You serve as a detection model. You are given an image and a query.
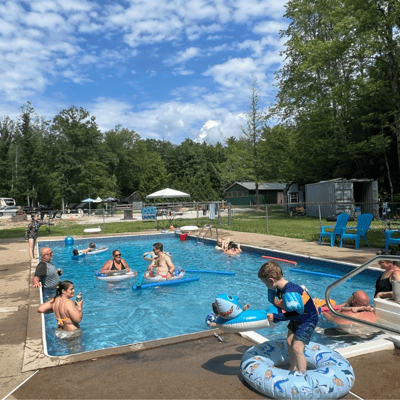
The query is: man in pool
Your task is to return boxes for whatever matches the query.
[32,247,63,291]
[147,242,175,279]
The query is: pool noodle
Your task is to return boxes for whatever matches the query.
[262,255,297,265]
[289,268,350,280]
[136,273,144,288]
[185,269,235,275]
[132,276,200,290]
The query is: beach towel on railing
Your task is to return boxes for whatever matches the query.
[209,204,216,220]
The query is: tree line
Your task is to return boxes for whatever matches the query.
[2,0,400,207]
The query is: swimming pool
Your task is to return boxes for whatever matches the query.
[39,234,383,356]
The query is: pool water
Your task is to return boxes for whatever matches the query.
[40,234,382,356]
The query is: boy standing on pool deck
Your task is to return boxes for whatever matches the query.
[258,261,319,374]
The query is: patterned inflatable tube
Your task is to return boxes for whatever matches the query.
[95,269,137,282]
[240,340,355,399]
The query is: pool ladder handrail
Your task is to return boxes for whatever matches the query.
[325,254,400,335]
[197,224,218,243]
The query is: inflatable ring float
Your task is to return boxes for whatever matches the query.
[86,246,109,255]
[84,227,101,233]
[214,294,278,332]
[95,269,137,283]
[143,266,185,282]
[240,340,355,399]
[142,251,172,262]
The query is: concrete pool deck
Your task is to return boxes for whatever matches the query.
[1,229,400,399]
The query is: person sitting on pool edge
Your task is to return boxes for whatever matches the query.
[375,259,400,299]
[100,249,131,274]
[224,241,242,255]
[147,242,175,279]
[215,237,230,251]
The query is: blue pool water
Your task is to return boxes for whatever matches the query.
[40,234,382,356]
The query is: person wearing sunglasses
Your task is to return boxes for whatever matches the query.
[32,247,63,290]
[100,249,131,274]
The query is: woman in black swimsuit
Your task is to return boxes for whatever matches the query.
[100,249,131,273]
[375,260,400,298]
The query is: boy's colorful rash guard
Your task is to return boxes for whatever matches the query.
[268,282,319,324]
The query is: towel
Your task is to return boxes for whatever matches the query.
[209,204,216,220]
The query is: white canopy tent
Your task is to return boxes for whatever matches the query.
[146,188,190,199]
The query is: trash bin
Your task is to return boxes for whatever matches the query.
[124,210,133,220]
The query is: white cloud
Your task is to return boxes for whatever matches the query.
[164,47,200,66]
[253,20,288,35]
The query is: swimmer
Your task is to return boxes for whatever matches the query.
[322,290,378,330]
[215,237,230,251]
[147,242,175,279]
[72,243,97,256]
[100,249,131,274]
[37,280,83,333]
[224,241,242,255]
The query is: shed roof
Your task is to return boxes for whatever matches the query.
[225,182,286,192]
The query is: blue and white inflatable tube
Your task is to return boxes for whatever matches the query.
[240,340,355,399]
[95,269,137,283]
[143,265,184,282]
[86,246,109,255]
[143,251,172,262]
[214,293,277,333]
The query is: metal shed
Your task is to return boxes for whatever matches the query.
[305,178,379,219]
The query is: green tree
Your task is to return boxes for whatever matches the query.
[241,79,266,208]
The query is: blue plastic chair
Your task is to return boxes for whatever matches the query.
[340,213,373,250]
[319,213,350,246]
[385,230,400,252]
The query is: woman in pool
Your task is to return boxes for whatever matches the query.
[101,249,131,273]
[375,259,400,299]
[37,280,83,333]
[224,241,242,255]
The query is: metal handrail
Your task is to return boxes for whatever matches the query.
[325,255,400,335]
[197,224,216,243]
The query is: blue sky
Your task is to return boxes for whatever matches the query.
[0,0,289,144]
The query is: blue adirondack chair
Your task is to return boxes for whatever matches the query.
[340,213,373,250]
[385,230,400,252]
[319,213,350,246]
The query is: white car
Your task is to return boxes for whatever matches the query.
[0,206,22,217]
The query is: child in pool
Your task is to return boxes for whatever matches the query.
[258,261,319,374]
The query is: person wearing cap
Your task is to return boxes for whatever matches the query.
[375,260,400,299]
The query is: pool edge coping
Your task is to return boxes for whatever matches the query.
[24,232,395,372]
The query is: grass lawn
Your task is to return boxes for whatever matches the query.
[0,205,390,251]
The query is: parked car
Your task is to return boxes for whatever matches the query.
[0,206,22,217]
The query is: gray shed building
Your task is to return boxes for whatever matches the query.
[305,178,379,219]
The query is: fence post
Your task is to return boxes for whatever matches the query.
[196,202,199,224]
[228,202,232,227]
[217,201,221,225]
[318,203,322,229]
[266,204,269,234]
